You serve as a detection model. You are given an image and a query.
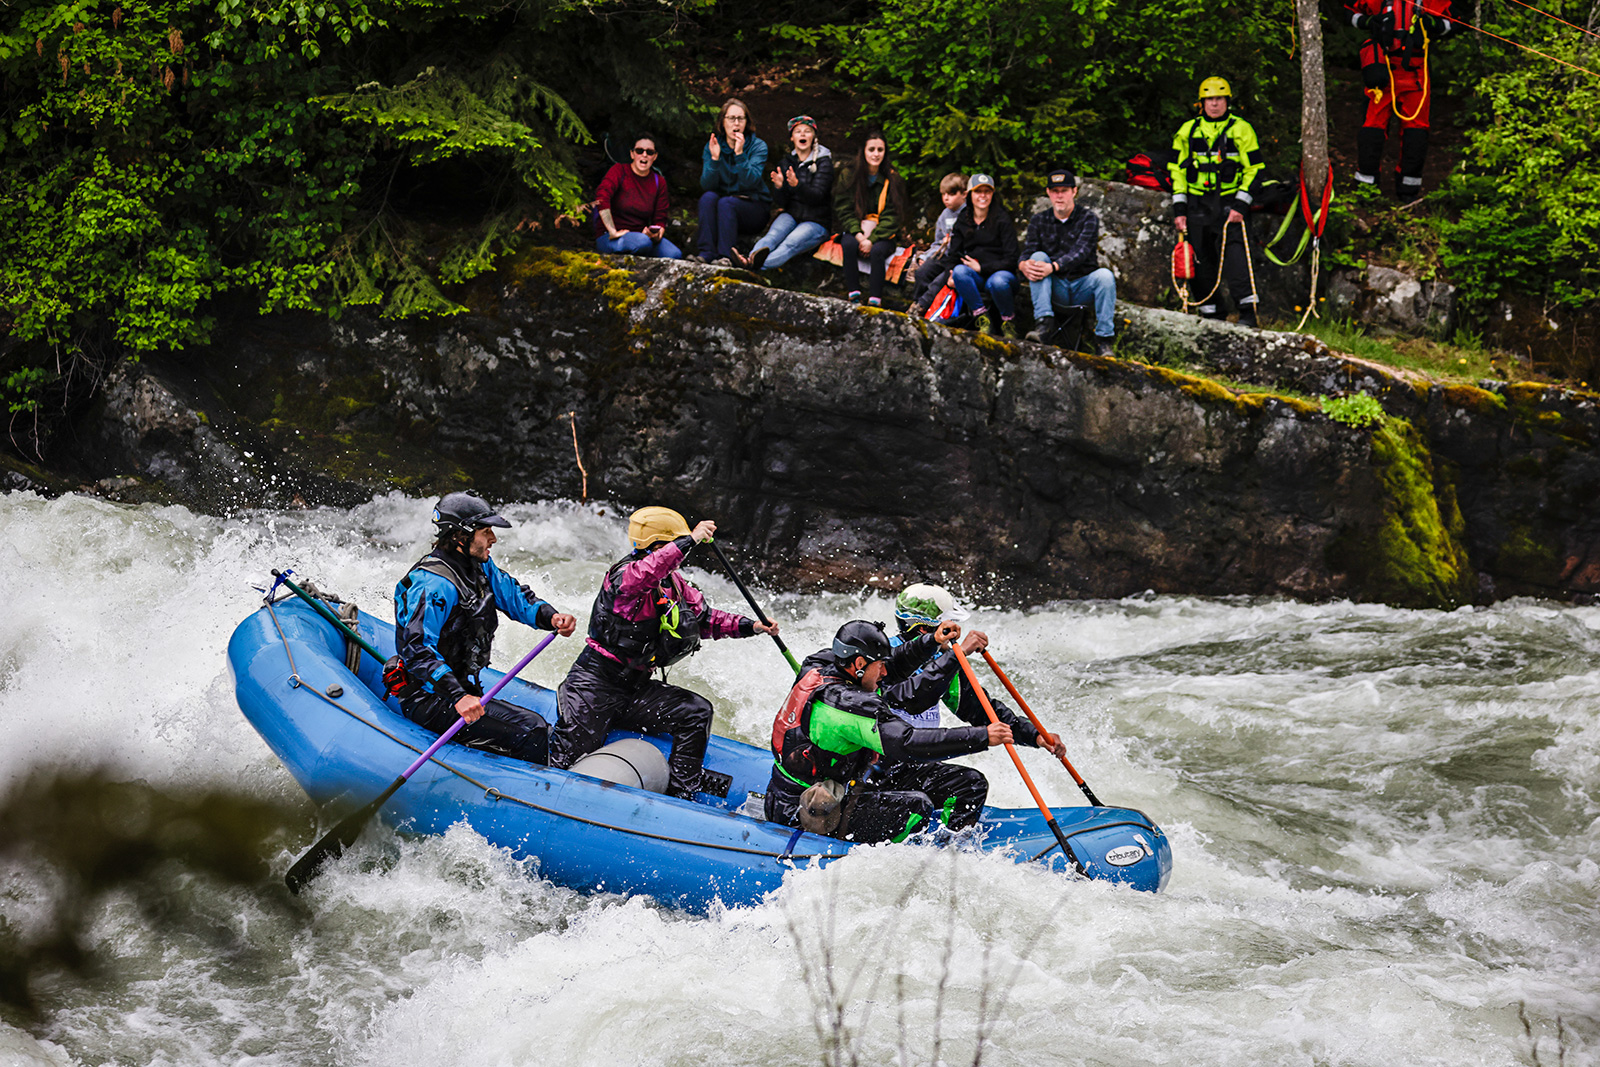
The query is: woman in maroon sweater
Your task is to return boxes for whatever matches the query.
[594,134,682,259]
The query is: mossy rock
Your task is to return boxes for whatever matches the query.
[1334,416,1476,608]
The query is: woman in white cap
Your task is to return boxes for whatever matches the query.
[944,174,1021,338]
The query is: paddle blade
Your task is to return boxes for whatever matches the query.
[284,795,384,894]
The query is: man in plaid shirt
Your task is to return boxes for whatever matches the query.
[1019,168,1117,356]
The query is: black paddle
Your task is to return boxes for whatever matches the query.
[707,540,800,675]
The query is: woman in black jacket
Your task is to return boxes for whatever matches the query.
[945,174,1020,338]
[735,115,834,270]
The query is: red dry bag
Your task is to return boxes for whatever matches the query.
[1172,238,1197,281]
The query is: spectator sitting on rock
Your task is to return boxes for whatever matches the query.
[593,133,682,261]
[911,172,967,313]
[1019,167,1117,357]
[733,115,833,271]
[945,174,1021,338]
[832,131,911,307]
[697,98,771,266]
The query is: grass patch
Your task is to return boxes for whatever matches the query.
[1281,315,1511,383]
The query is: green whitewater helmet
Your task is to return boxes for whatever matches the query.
[893,583,970,633]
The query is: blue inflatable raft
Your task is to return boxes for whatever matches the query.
[228,596,1171,909]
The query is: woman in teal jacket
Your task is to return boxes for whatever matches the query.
[696,97,771,265]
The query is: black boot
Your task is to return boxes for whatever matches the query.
[1398,128,1428,202]
[1026,315,1056,342]
[1355,127,1387,187]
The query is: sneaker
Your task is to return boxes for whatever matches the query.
[749,247,770,270]
[1026,315,1056,342]
[848,290,864,304]
[1094,335,1115,358]
[867,296,882,307]
[1000,319,1020,340]
[974,311,995,335]
[1240,305,1261,329]
[711,257,732,267]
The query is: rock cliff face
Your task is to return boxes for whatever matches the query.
[53,249,1600,608]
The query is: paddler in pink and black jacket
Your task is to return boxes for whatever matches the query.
[549,506,779,799]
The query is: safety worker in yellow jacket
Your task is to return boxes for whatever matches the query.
[1168,76,1265,328]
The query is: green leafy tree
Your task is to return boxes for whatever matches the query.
[0,0,698,433]
[790,0,1299,197]
[1440,34,1600,309]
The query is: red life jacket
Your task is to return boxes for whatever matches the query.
[771,667,827,756]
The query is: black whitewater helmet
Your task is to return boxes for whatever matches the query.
[832,620,892,673]
[432,492,511,537]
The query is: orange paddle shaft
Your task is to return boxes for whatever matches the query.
[980,649,1102,807]
[952,646,1085,875]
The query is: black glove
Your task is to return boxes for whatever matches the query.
[1420,12,1448,34]
[1353,11,1393,33]
[1362,61,1388,89]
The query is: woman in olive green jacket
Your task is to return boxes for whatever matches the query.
[832,131,911,306]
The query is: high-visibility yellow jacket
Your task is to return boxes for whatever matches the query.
[1169,112,1264,218]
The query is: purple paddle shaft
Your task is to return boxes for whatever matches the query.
[395,630,558,781]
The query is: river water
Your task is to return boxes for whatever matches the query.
[0,490,1595,1066]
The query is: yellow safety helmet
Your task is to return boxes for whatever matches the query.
[627,506,691,551]
[1197,76,1232,102]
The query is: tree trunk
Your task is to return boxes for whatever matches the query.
[1299,0,1330,206]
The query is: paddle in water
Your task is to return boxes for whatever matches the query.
[284,631,558,893]
[980,649,1103,807]
[952,646,1087,877]
[707,540,801,675]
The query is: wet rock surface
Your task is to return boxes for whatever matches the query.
[42,249,1600,607]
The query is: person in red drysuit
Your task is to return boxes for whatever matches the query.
[1346,0,1457,201]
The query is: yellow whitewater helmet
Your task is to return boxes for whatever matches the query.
[628,506,691,551]
[1197,76,1232,102]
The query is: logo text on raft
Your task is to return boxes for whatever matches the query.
[1104,845,1147,867]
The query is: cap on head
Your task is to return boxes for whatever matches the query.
[1198,76,1232,101]
[1046,168,1078,190]
[628,506,691,552]
[966,173,996,193]
[433,492,511,536]
[787,114,818,132]
[832,620,892,666]
[894,583,970,631]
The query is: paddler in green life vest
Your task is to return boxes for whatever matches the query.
[765,620,1013,842]
[883,583,1065,760]
[1169,76,1266,327]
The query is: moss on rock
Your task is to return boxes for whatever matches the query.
[1358,417,1476,607]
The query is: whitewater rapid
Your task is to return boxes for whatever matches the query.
[0,490,1595,1066]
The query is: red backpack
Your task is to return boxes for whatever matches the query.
[1124,149,1178,192]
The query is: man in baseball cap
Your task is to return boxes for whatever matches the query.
[1019,166,1118,356]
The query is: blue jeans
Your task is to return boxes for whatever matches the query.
[697,192,770,259]
[595,231,683,260]
[1027,253,1116,337]
[950,265,1017,319]
[750,214,827,268]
